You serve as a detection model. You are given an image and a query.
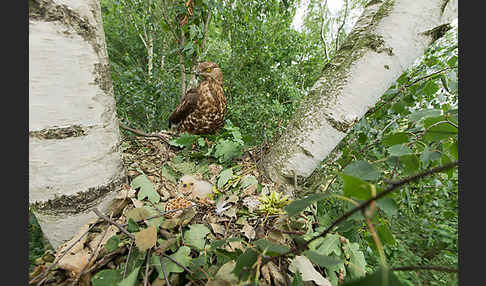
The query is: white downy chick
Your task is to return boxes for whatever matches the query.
[179,175,213,199]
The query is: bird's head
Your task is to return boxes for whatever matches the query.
[195,62,223,83]
[179,175,197,194]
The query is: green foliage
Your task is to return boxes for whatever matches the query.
[85,2,459,286]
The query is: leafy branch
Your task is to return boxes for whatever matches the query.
[272,161,458,261]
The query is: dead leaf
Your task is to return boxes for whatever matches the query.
[135,226,157,251]
[210,223,226,235]
[126,207,151,221]
[222,206,237,218]
[289,256,332,286]
[241,223,256,240]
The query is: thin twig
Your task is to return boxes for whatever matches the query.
[144,249,151,286]
[319,0,330,61]
[119,121,171,144]
[30,222,99,285]
[335,0,348,53]
[123,240,135,279]
[93,208,135,240]
[162,254,193,274]
[77,212,115,281]
[391,265,458,273]
[404,66,455,88]
[121,205,196,228]
[269,161,458,261]
[162,258,171,286]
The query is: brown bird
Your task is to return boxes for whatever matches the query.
[168,62,226,135]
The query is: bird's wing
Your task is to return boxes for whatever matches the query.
[168,88,199,125]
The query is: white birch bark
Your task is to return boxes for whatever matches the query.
[29,0,125,248]
[261,0,458,195]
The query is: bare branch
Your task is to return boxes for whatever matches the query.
[93,208,135,241]
[391,265,458,273]
[335,0,349,53]
[319,0,330,61]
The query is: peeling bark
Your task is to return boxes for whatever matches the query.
[261,0,458,196]
[29,0,125,248]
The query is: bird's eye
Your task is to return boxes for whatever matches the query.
[206,68,211,72]
[190,182,194,186]
[183,184,187,187]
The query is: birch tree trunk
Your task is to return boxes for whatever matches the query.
[29,0,125,248]
[261,0,458,195]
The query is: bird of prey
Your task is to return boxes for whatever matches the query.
[168,62,226,135]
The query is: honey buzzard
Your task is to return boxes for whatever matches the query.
[168,62,226,135]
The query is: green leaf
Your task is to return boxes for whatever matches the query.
[343,161,380,181]
[408,109,441,122]
[214,139,243,163]
[117,266,141,286]
[240,175,258,189]
[422,80,439,97]
[127,218,140,233]
[169,133,198,149]
[382,133,410,147]
[388,144,413,157]
[105,235,120,252]
[284,193,328,217]
[232,248,258,280]
[340,174,374,200]
[290,271,304,286]
[184,224,210,250]
[376,197,398,217]
[342,243,367,279]
[376,224,396,246]
[217,168,233,189]
[254,239,291,256]
[309,234,342,256]
[342,268,403,286]
[161,246,192,274]
[131,174,160,203]
[303,250,342,268]
[91,269,123,286]
[420,147,441,166]
[161,165,177,184]
[399,154,419,176]
[449,141,458,160]
[173,161,196,175]
[424,122,457,142]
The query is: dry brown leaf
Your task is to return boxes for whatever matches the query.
[126,207,151,221]
[210,223,226,235]
[135,226,157,251]
[241,223,256,240]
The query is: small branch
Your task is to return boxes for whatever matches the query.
[319,0,330,61]
[123,240,135,279]
[119,121,171,144]
[162,258,171,286]
[144,249,151,286]
[335,0,348,53]
[121,205,196,228]
[77,212,115,280]
[404,66,455,88]
[93,208,135,241]
[162,254,193,274]
[30,222,99,285]
[269,161,458,261]
[391,265,458,273]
